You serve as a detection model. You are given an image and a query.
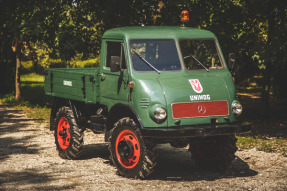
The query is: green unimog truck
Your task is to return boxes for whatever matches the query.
[44,24,250,178]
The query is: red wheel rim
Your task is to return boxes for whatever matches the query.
[115,130,140,169]
[57,117,71,150]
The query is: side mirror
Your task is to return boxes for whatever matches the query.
[110,56,121,72]
[228,53,235,71]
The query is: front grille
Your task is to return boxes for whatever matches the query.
[172,101,229,119]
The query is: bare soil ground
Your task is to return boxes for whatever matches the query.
[1,105,287,191]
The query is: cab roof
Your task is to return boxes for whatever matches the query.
[102,26,217,40]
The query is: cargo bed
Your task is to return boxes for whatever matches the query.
[44,68,100,103]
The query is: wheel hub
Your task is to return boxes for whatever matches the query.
[59,128,67,138]
[118,139,134,160]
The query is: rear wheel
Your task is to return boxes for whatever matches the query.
[109,117,157,179]
[189,135,237,171]
[54,106,84,159]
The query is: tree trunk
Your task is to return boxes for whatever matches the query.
[15,50,21,102]
[12,40,22,103]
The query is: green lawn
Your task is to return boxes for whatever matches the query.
[0,73,51,124]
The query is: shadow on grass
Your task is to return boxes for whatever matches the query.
[0,105,44,124]
[21,81,45,85]
[21,85,52,107]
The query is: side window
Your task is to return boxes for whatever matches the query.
[106,41,126,69]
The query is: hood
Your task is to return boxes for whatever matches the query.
[157,73,232,126]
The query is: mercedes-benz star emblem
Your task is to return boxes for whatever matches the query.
[198,105,206,115]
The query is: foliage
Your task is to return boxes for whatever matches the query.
[0,73,51,123]
[71,57,100,68]
[22,57,100,73]
[159,0,287,114]
[1,0,286,113]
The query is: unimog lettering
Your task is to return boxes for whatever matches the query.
[190,94,211,101]
[63,80,72,86]
[44,12,250,179]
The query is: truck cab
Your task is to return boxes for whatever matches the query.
[100,26,247,136]
[45,26,250,179]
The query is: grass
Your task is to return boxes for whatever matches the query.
[237,136,287,157]
[0,73,51,124]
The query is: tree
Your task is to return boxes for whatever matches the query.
[239,0,287,113]
[0,0,61,97]
[11,40,23,102]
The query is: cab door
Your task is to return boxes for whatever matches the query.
[100,40,129,103]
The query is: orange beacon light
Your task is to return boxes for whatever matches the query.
[181,10,189,27]
[181,10,189,22]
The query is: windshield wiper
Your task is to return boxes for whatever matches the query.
[132,50,160,74]
[184,54,209,72]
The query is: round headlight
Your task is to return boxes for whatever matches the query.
[154,108,167,120]
[232,101,242,116]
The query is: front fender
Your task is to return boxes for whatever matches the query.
[107,103,144,132]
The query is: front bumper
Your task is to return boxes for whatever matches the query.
[141,122,251,138]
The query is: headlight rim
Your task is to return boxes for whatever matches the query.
[149,104,167,123]
[154,107,167,121]
[232,101,243,116]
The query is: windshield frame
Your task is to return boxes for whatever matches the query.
[129,39,183,73]
[178,38,225,71]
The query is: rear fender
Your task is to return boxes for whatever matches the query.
[50,98,87,130]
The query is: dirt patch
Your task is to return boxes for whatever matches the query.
[1,105,287,190]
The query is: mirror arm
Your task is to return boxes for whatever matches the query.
[228,53,235,73]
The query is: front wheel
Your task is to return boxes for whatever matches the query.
[109,117,157,179]
[189,135,238,171]
[54,106,84,159]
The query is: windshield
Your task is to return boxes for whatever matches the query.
[179,39,223,70]
[130,40,182,72]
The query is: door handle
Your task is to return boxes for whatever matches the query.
[98,73,105,81]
